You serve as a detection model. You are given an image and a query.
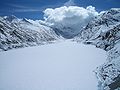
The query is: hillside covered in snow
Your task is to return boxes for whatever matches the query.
[75,8,120,90]
[0,15,59,51]
[0,6,120,90]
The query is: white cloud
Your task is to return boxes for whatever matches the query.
[64,0,75,6]
[8,4,43,12]
[43,6,99,37]
[14,9,41,12]
[8,4,60,13]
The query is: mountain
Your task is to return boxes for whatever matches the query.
[0,15,59,51]
[0,8,120,90]
[74,8,120,90]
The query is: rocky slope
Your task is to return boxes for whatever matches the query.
[0,15,59,51]
[74,8,120,90]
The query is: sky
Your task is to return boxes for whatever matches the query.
[0,0,120,20]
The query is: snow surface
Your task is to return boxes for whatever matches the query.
[0,40,107,90]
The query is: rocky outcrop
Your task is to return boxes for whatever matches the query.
[0,16,59,51]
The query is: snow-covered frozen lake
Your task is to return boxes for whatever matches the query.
[0,40,107,90]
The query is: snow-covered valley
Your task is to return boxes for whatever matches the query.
[0,40,107,90]
[0,7,120,90]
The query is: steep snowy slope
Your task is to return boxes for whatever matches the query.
[74,8,120,90]
[0,15,59,51]
[75,8,120,43]
[0,40,106,90]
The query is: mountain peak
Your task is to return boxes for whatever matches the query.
[3,15,17,22]
[22,18,31,24]
[106,8,120,15]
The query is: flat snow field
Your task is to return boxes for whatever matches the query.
[0,40,107,90]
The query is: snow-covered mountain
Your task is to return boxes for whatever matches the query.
[74,8,120,90]
[0,15,59,51]
[0,8,120,90]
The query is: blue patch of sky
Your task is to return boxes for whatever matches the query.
[0,0,120,20]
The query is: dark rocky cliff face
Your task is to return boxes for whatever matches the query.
[74,8,120,90]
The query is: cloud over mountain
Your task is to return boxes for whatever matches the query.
[64,0,75,6]
[43,6,99,37]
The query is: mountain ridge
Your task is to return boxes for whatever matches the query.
[74,8,120,90]
[0,16,60,51]
[0,8,120,90]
